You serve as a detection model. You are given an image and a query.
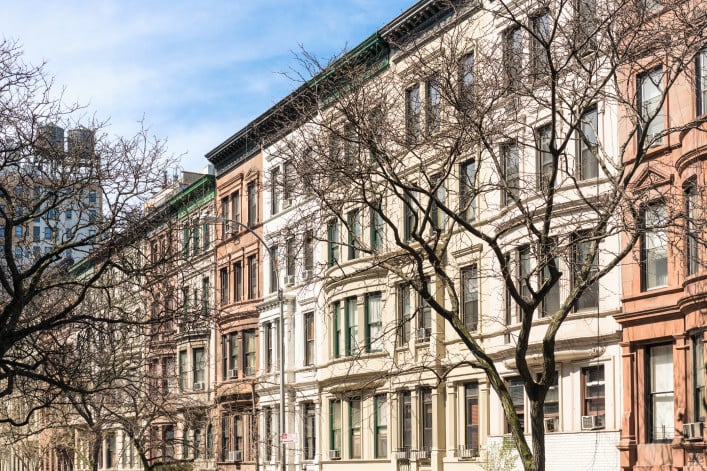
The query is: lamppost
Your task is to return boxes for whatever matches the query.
[201,214,287,471]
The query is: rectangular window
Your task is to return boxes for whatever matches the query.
[264,322,272,372]
[304,402,316,460]
[374,394,388,458]
[536,124,553,191]
[201,278,209,315]
[430,174,446,232]
[574,0,597,53]
[202,223,209,251]
[366,292,382,352]
[518,246,531,318]
[88,190,97,204]
[230,332,239,376]
[194,429,201,459]
[541,254,561,317]
[270,246,279,293]
[686,182,700,276]
[332,301,341,358]
[421,388,433,451]
[221,197,230,236]
[192,227,200,256]
[506,377,525,433]
[638,67,664,146]
[247,181,257,228]
[578,106,599,180]
[286,238,296,278]
[459,52,474,107]
[531,12,551,76]
[304,231,314,273]
[399,391,412,449]
[582,365,605,416]
[398,285,411,345]
[418,280,433,338]
[179,350,187,391]
[403,191,418,241]
[406,84,421,141]
[574,235,599,310]
[264,407,272,461]
[502,142,520,206]
[44,227,51,239]
[219,267,229,305]
[221,335,228,380]
[694,336,705,421]
[330,400,342,452]
[426,77,441,133]
[283,161,294,204]
[304,312,315,366]
[15,226,22,239]
[371,207,384,251]
[193,348,204,386]
[462,265,479,331]
[544,374,559,432]
[220,415,230,461]
[66,209,72,219]
[344,123,359,164]
[247,255,258,299]
[648,344,674,442]
[243,330,256,376]
[504,26,522,90]
[347,209,361,260]
[327,219,339,268]
[460,160,476,222]
[234,416,244,453]
[642,202,668,290]
[271,166,281,215]
[698,48,707,116]
[234,261,243,301]
[464,383,479,453]
[232,191,241,227]
[345,296,358,356]
[33,226,40,242]
[183,227,190,259]
[349,397,361,459]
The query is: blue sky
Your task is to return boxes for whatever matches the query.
[2,1,413,172]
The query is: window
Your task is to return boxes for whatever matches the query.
[271,166,281,215]
[544,374,559,432]
[247,255,258,299]
[243,330,256,376]
[686,182,700,276]
[231,191,241,227]
[418,281,433,340]
[648,344,674,442]
[344,123,359,164]
[264,407,272,461]
[638,67,664,146]
[220,197,230,236]
[183,227,190,259]
[541,244,561,317]
[234,261,243,302]
[33,226,40,242]
[693,336,706,422]
[403,191,418,240]
[162,356,175,395]
[201,278,209,315]
[327,219,339,267]
[421,388,433,451]
[192,228,200,256]
[202,223,209,251]
[219,268,229,305]
[698,48,707,116]
[330,400,342,452]
[459,52,474,107]
[247,181,257,228]
[406,85,421,141]
[461,265,479,331]
[374,394,388,458]
[349,397,361,459]
[574,234,599,310]
[283,161,294,205]
[506,377,525,433]
[164,425,175,459]
[193,348,204,386]
[642,202,668,290]
[345,296,358,356]
[88,190,97,204]
[194,429,201,459]
[430,174,446,232]
[531,12,551,76]
[371,207,384,251]
[179,350,187,391]
[303,402,317,460]
[574,0,597,52]
[220,415,230,461]
[536,124,553,191]
[518,246,532,317]
[502,142,520,206]
[398,285,412,345]
[304,312,315,366]
[460,160,476,222]
[66,209,72,219]
[464,383,479,453]
[399,391,412,450]
[89,209,97,222]
[206,424,213,459]
[332,301,341,358]
[504,26,523,90]
[270,246,279,293]
[426,77,441,133]
[234,415,244,453]
[286,238,296,278]
[15,226,22,238]
[366,292,382,352]
[347,209,361,260]
[264,322,273,372]
[578,106,599,180]
[223,332,238,379]
[582,365,605,417]
[44,227,51,239]
[303,231,314,273]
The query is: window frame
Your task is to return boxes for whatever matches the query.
[303,402,317,460]
[304,311,315,366]
[405,84,421,142]
[581,364,606,417]
[578,105,599,180]
[504,26,523,90]
[374,394,388,458]
[461,264,479,331]
[460,159,476,222]
[330,399,342,452]
[697,48,707,116]
[637,66,664,147]
[646,343,675,443]
[685,181,700,276]
[536,124,553,191]
[365,292,383,352]
[641,201,668,291]
[426,76,442,133]
[501,141,520,206]
[349,397,362,459]
[464,382,479,453]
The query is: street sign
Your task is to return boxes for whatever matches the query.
[280,432,298,444]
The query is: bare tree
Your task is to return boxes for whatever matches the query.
[273,1,707,470]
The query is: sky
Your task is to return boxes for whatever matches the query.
[2,0,413,173]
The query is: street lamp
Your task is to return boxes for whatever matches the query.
[200,214,287,471]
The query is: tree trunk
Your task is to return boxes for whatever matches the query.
[529,399,546,471]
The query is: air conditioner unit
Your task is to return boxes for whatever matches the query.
[227,450,242,462]
[416,327,431,342]
[544,416,559,433]
[683,422,704,441]
[581,414,605,431]
[192,382,205,391]
[227,369,238,379]
[285,275,296,286]
[328,449,341,460]
[458,445,477,459]
[302,270,312,281]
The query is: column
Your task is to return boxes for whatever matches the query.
[445,382,457,459]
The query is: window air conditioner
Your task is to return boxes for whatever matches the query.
[683,422,704,441]
[416,327,431,342]
[228,450,242,462]
[328,449,341,460]
[285,275,296,287]
[192,382,205,391]
[227,369,238,379]
[581,414,605,431]
[544,416,559,433]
